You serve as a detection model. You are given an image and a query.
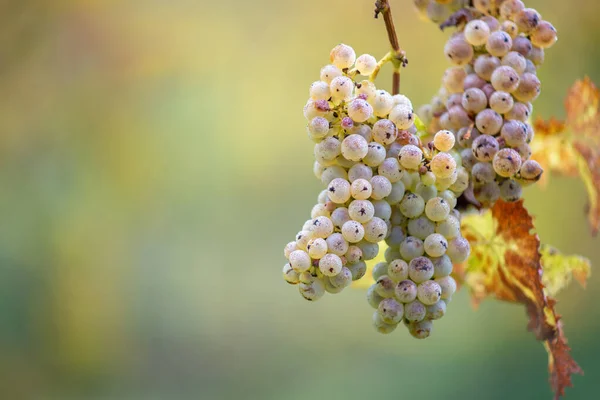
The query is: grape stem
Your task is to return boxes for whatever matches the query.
[374,0,407,95]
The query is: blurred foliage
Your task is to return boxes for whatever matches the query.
[0,0,600,399]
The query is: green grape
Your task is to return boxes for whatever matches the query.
[326,233,349,256]
[386,181,407,205]
[386,225,406,247]
[350,179,373,200]
[395,280,418,303]
[372,262,389,281]
[367,284,385,309]
[493,148,522,178]
[462,87,488,114]
[323,277,344,293]
[472,162,496,186]
[421,171,437,187]
[424,233,448,257]
[373,311,398,334]
[408,256,435,283]
[491,66,520,93]
[465,19,491,46]
[348,98,374,123]
[388,259,409,282]
[408,216,436,240]
[330,267,353,288]
[378,158,403,183]
[284,241,298,259]
[348,163,373,182]
[327,178,352,204]
[371,90,395,117]
[319,253,343,277]
[417,280,443,305]
[474,54,500,81]
[299,280,325,301]
[398,144,423,170]
[400,236,425,261]
[432,254,453,278]
[348,260,367,281]
[514,8,541,34]
[502,51,527,75]
[375,275,396,298]
[309,82,331,101]
[378,298,405,324]
[363,217,388,243]
[489,91,515,114]
[372,119,398,145]
[513,72,541,102]
[500,179,523,202]
[384,246,402,262]
[474,181,501,206]
[531,21,557,49]
[476,109,504,135]
[399,193,426,218]
[371,175,393,200]
[447,237,471,263]
[472,135,500,162]
[357,241,379,260]
[426,300,447,320]
[435,276,457,299]
[415,182,438,202]
[407,319,433,339]
[404,300,427,322]
[283,263,300,285]
[444,36,474,66]
[372,200,392,221]
[519,159,543,181]
[501,120,528,147]
[289,249,312,273]
[425,197,451,222]
[307,238,328,259]
[486,31,513,58]
[436,215,461,239]
[430,153,457,179]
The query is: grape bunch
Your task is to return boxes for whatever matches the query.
[416,0,552,206]
[282,43,472,339]
[367,131,470,338]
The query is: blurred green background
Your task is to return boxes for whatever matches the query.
[0,0,599,399]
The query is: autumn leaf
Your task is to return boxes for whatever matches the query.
[460,200,582,399]
[540,245,591,297]
[532,77,600,235]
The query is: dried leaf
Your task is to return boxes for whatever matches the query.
[541,244,591,297]
[546,321,584,400]
[531,77,600,235]
[461,200,582,398]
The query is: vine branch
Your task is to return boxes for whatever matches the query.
[374,0,407,95]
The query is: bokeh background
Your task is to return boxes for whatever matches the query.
[1,0,599,399]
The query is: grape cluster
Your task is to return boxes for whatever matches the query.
[282,43,472,339]
[416,0,551,205]
[367,131,470,338]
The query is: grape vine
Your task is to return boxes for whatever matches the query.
[281,1,594,398]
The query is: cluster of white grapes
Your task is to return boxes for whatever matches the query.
[367,130,470,338]
[416,0,552,206]
[282,43,471,339]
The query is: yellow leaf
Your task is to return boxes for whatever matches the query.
[541,245,591,297]
[459,201,582,398]
[532,77,600,235]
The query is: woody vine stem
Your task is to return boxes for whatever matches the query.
[374,0,407,95]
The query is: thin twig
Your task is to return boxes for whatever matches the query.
[374,0,406,95]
